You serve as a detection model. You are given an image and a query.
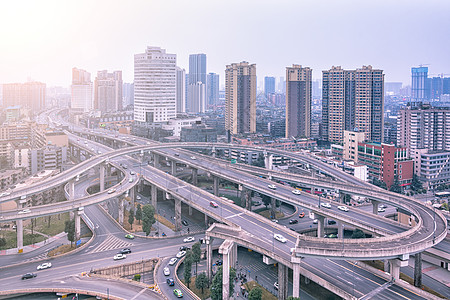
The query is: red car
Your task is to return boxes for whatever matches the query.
[210,201,218,208]
[299,212,305,218]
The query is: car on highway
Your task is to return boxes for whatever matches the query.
[107,188,116,194]
[169,258,178,265]
[320,202,331,209]
[291,189,301,195]
[337,206,349,212]
[176,251,186,258]
[380,204,387,209]
[209,201,218,208]
[174,153,180,156]
[190,156,196,160]
[129,178,133,183]
[268,184,277,190]
[299,212,305,218]
[273,233,287,243]
[167,278,175,286]
[163,267,170,276]
[130,171,135,175]
[21,273,37,280]
[113,253,126,260]
[118,248,131,254]
[274,282,279,290]
[18,209,31,214]
[36,262,52,270]
[378,207,386,212]
[326,233,338,238]
[179,246,189,251]
[123,165,127,169]
[289,219,298,224]
[173,289,183,298]
[313,219,318,224]
[252,200,262,206]
[271,219,278,223]
[181,220,189,226]
[328,220,336,225]
[183,236,195,243]
[136,196,141,200]
[216,259,223,266]
[125,234,135,239]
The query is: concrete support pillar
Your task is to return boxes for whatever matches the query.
[389,259,401,281]
[229,243,238,269]
[372,200,379,215]
[151,185,158,209]
[384,260,389,272]
[278,263,289,300]
[204,215,209,227]
[337,221,344,238]
[154,154,161,169]
[219,240,234,300]
[192,168,198,186]
[17,219,23,253]
[77,148,81,162]
[68,179,75,200]
[339,191,344,204]
[213,177,219,196]
[212,146,216,158]
[316,215,325,237]
[75,210,82,242]
[414,253,422,287]
[174,198,182,231]
[271,197,276,219]
[129,186,135,209]
[292,261,301,298]
[242,187,251,211]
[99,163,105,192]
[118,197,124,225]
[171,161,177,176]
[206,236,213,282]
[188,205,193,216]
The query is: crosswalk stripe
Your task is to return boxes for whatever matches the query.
[89,235,133,253]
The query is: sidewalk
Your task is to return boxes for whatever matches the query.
[0,232,68,255]
[408,257,450,288]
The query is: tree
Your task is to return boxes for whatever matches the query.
[192,242,201,274]
[142,204,156,236]
[351,229,365,239]
[411,174,423,192]
[372,178,387,190]
[135,204,142,224]
[261,194,271,208]
[248,287,262,300]
[0,237,6,247]
[128,208,135,230]
[390,176,402,194]
[64,219,76,247]
[184,250,193,288]
[195,272,208,295]
[252,153,265,167]
[210,266,236,300]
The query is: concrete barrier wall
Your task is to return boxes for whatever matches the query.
[92,258,157,278]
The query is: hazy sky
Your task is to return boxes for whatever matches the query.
[1,0,449,87]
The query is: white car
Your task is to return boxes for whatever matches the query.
[136,196,141,200]
[313,219,318,224]
[271,219,279,223]
[273,234,287,243]
[268,184,277,190]
[113,254,126,260]
[190,156,196,160]
[378,207,386,213]
[169,258,178,265]
[291,189,301,195]
[163,267,170,276]
[183,236,195,243]
[36,262,52,270]
[18,209,31,214]
[337,206,349,212]
[176,251,186,258]
[274,282,279,290]
[107,189,116,194]
[320,202,332,209]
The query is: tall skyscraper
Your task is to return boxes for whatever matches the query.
[3,82,46,111]
[322,65,384,143]
[71,68,93,112]
[285,65,312,138]
[176,67,186,113]
[94,70,122,113]
[134,46,176,123]
[122,83,134,108]
[187,54,207,114]
[264,76,275,97]
[411,66,429,101]
[225,62,256,135]
[278,76,286,93]
[207,73,219,108]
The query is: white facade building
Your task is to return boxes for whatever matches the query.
[187,82,206,113]
[162,117,202,137]
[71,68,93,112]
[176,67,186,113]
[134,46,177,123]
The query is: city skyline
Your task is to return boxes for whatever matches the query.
[1,0,449,87]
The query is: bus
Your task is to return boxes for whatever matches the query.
[435,191,450,198]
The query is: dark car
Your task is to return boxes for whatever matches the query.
[181,220,189,226]
[22,273,37,280]
[289,219,298,224]
[179,246,189,251]
[328,220,336,225]
[167,278,175,286]
[118,248,132,254]
[216,259,223,266]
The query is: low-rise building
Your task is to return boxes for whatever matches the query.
[180,123,217,143]
[414,150,450,190]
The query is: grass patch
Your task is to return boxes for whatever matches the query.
[48,243,85,257]
[258,209,285,219]
[0,230,46,250]
[156,214,176,231]
[181,277,211,300]
[123,209,143,233]
[25,213,70,236]
[244,281,277,300]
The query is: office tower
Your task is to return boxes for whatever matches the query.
[264,76,275,97]
[225,61,256,135]
[71,68,93,112]
[322,65,384,143]
[185,73,189,111]
[3,82,46,111]
[187,82,206,113]
[397,103,450,155]
[285,65,312,138]
[312,79,322,99]
[176,67,186,113]
[278,77,285,93]
[134,46,176,123]
[94,70,122,113]
[385,82,403,95]
[411,67,429,101]
[122,83,134,108]
[207,73,219,108]
[187,54,207,114]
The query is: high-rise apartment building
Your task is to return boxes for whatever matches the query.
[225,62,256,135]
[397,102,450,156]
[187,54,207,114]
[207,73,219,108]
[264,76,275,97]
[278,77,285,93]
[285,65,312,138]
[134,46,176,123]
[187,82,206,113]
[3,82,46,111]
[188,54,207,85]
[411,67,429,101]
[71,68,93,112]
[122,83,134,108]
[176,67,186,113]
[94,70,122,113]
[322,65,384,143]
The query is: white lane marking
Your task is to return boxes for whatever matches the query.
[225,212,244,219]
